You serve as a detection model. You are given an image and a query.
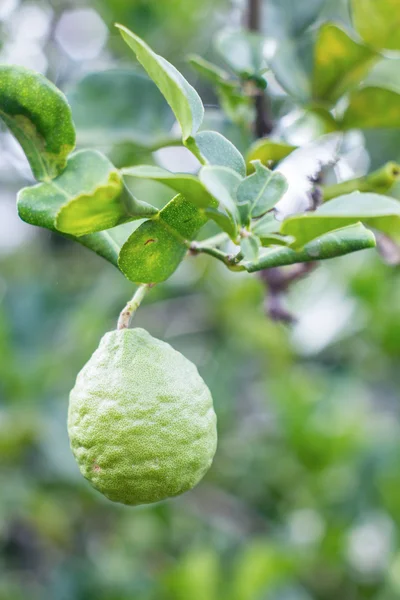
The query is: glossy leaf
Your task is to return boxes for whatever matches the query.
[341,58,400,129]
[281,192,400,248]
[18,150,157,237]
[243,223,376,272]
[68,70,176,150]
[186,131,246,177]
[351,0,400,51]
[215,29,268,78]
[246,140,297,169]
[313,23,378,104]
[117,25,204,140]
[237,161,288,220]
[122,165,217,208]
[118,195,206,283]
[0,65,76,181]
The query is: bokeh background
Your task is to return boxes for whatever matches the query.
[1,1,400,598]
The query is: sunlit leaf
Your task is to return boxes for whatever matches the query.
[281,192,400,248]
[186,130,246,177]
[237,160,288,220]
[0,65,76,181]
[18,150,157,237]
[341,58,400,129]
[118,194,206,283]
[313,23,378,104]
[351,0,400,51]
[122,165,217,208]
[244,223,376,271]
[116,25,204,140]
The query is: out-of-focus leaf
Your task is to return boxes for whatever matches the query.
[199,165,242,220]
[18,150,157,236]
[117,25,204,140]
[0,65,76,181]
[215,29,268,78]
[68,70,176,149]
[237,160,288,219]
[188,55,232,84]
[351,0,400,51]
[341,58,400,129]
[265,0,327,38]
[122,165,217,208]
[281,192,400,248]
[265,30,314,103]
[118,194,206,283]
[186,131,246,177]
[246,140,297,169]
[313,23,378,104]
[240,234,261,261]
[244,223,376,271]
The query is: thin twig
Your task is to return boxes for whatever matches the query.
[117,284,154,330]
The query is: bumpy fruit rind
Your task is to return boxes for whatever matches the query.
[68,328,217,506]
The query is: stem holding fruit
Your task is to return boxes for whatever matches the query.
[117,284,154,330]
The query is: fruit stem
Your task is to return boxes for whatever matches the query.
[117,284,153,330]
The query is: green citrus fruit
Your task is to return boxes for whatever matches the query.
[68,328,217,506]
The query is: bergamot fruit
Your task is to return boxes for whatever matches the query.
[68,328,217,506]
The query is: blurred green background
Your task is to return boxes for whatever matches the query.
[1,1,400,599]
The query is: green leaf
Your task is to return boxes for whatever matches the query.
[312,23,378,104]
[246,140,297,169]
[18,150,157,237]
[199,165,242,221]
[341,58,400,129]
[215,29,268,78]
[0,65,76,181]
[203,207,238,239]
[186,131,246,177]
[188,55,232,84]
[240,235,261,261]
[68,70,176,150]
[281,192,400,248]
[118,194,206,283]
[237,161,288,220]
[122,165,217,208]
[252,212,281,237]
[116,25,204,140]
[259,234,292,247]
[243,223,376,272]
[265,30,313,103]
[351,0,400,51]
[78,223,142,268]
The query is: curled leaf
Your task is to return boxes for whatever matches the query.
[0,65,76,181]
